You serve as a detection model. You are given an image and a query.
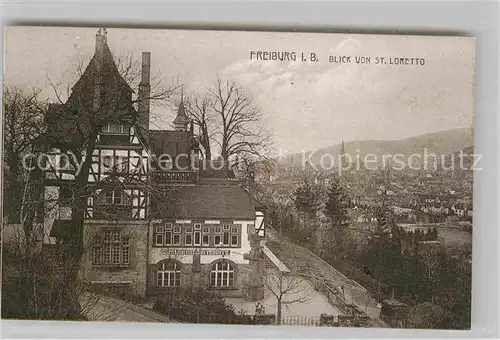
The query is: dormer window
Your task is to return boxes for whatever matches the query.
[102,122,128,134]
[102,190,130,205]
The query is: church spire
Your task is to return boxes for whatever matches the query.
[173,88,189,131]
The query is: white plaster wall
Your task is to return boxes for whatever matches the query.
[149,220,255,265]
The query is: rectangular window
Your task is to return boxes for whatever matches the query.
[155,233,164,246]
[231,235,238,246]
[214,227,222,234]
[223,232,230,246]
[112,244,121,264]
[104,191,114,204]
[93,247,102,264]
[94,230,131,266]
[173,234,181,245]
[214,235,222,246]
[186,225,193,233]
[231,226,238,234]
[154,225,168,246]
[165,223,173,230]
[116,192,124,205]
[223,223,230,231]
[122,246,130,265]
[194,231,201,246]
[165,231,172,245]
[102,190,129,205]
[103,244,111,264]
[102,122,128,134]
[174,226,181,233]
[194,223,202,230]
[202,226,210,233]
[202,234,210,246]
[185,233,193,246]
[114,156,129,173]
[102,156,113,173]
[104,230,112,241]
[116,192,130,205]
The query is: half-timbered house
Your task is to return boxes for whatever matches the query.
[42,29,267,300]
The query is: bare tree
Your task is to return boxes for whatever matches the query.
[263,266,314,325]
[184,93,214,160]
[3,85,47,222]
[2,85,55,318]
[208,77,271,163]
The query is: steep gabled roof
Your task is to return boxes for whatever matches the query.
[70,40,133,99]
[45,34,137,148]
[151,185,255,220]
[149,130,192,158]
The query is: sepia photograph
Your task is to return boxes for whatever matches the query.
[2,26,475,329]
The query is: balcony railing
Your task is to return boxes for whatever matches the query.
[152,170,198,184]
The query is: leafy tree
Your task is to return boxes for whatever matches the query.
[322,177,351,262]
[291,180,323,247]
[292,180,322,217]
[361,203,403,300]
[324,177,350,224]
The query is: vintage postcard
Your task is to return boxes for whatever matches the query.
[2,26,474,329]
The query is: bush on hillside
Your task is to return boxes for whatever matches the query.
[153,287,254,324]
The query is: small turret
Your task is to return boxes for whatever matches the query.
[173,91,189,131]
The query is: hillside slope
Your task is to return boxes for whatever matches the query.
[280,128,473,168]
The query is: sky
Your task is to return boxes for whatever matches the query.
[4,26,475,155]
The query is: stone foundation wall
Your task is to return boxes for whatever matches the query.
[81,222,149,298]
[147,262,251,298]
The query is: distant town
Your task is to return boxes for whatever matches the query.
[3,27,474,330]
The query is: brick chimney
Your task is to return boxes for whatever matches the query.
[138,52,151,138]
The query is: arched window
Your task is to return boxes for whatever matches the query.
[157,260,181,287]
[210,261,234,287]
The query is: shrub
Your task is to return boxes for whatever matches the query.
[153,287,254,324]
[2,250,87,320]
